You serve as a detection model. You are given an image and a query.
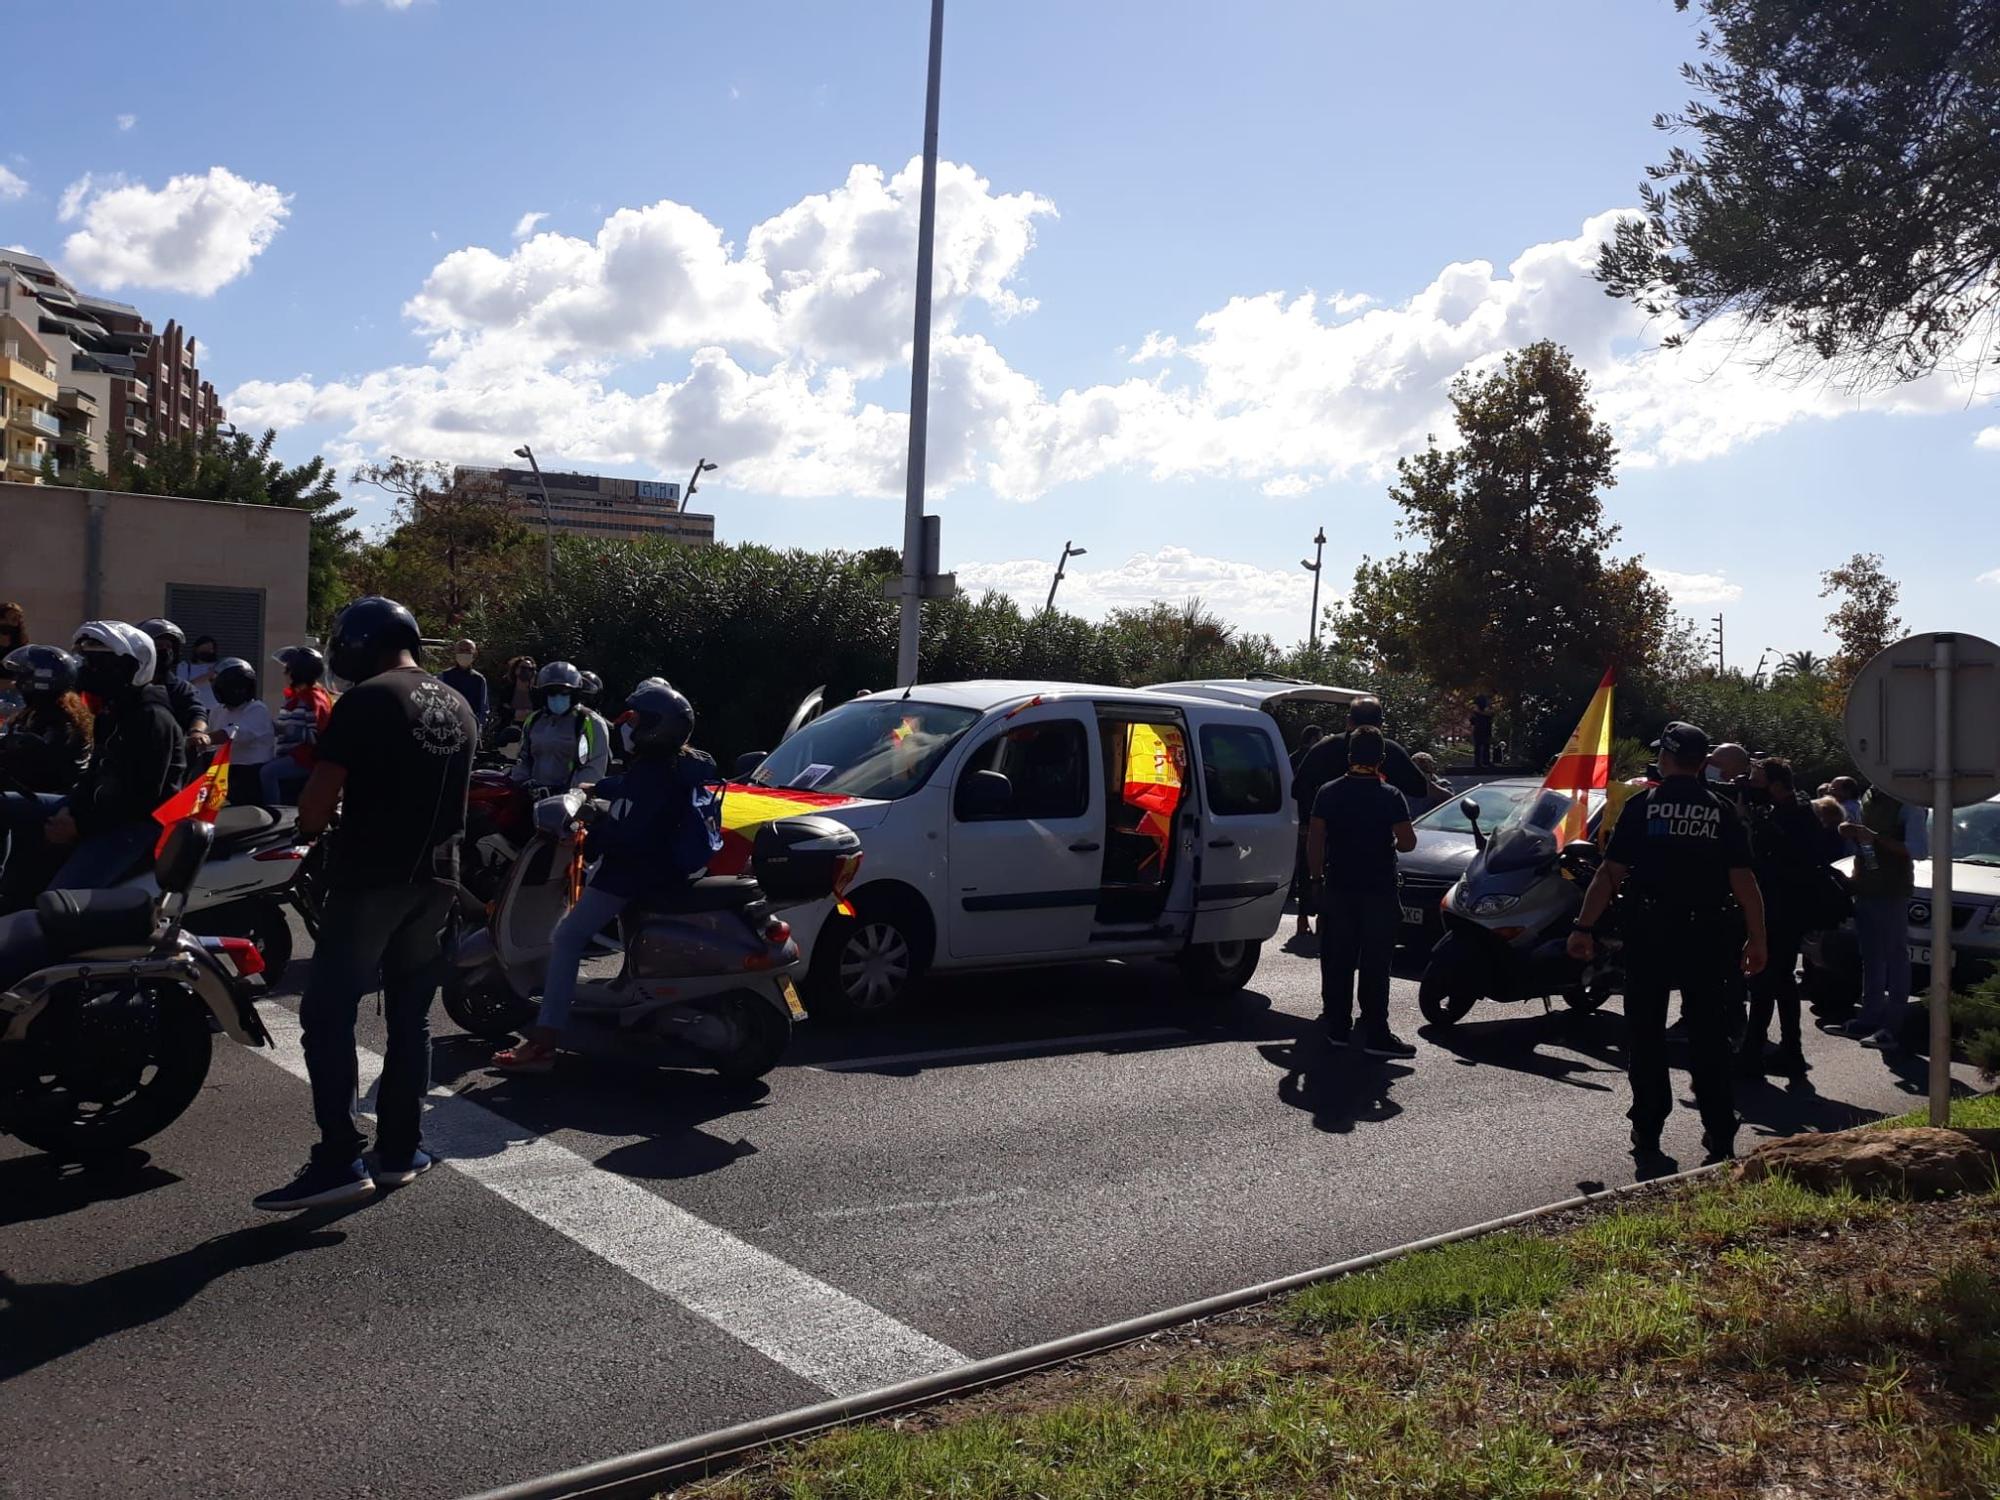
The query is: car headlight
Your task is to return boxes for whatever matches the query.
[1468,892,1521,917]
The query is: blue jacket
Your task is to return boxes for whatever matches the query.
[587,748,724,899]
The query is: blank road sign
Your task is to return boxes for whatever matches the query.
[1843,632,2000,809]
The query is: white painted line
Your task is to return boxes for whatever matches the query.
[811,1026,1190,1073]
[254,1007,967,1395]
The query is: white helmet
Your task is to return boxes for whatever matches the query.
[73,620,157,687]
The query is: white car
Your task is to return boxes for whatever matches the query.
[728,677,1358,1018]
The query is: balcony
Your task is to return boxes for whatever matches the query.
[11,406,60,438]
[123,413,148,438]
[57,386,98,414]
[0,347,60,403]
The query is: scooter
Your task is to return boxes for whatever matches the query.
[445,789,862,1082]
[129,803,318,986]
[1417,789,1624,1027]
[0,818,272,1159]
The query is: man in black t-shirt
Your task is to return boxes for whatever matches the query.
[255,596,477,1213]
[1307,727,1418,1057]
[1568,721,1767,1172]
[1292,697,1428,826]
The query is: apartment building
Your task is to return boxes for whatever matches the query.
[454,464,718,545]
[0,249,226,480]
[1,314,61,482]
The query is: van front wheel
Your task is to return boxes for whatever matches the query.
[1180,939,1261,998]
[808,896,927,1023]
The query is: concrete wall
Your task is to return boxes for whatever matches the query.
[0,480,309,707]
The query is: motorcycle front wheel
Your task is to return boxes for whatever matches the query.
[442,969,539,1040]
[0,980,213,1159]
[1417,937,1482,1027]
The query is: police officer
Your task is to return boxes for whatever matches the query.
[1567,721,1767,1171]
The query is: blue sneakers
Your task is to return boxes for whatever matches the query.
[370,1148,435,1188]
[252,1157,376,1212]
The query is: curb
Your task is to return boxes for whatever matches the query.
[462,1160,1722,1500]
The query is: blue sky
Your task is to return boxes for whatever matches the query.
[4,0,1996,662]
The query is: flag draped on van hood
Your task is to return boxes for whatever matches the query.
[710,782,890,874]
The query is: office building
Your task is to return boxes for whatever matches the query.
[454,465,717,545]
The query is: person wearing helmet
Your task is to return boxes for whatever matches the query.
[136,617,211,751]
[260,646,333,805]
[254,597,477,1212]
[0,622,186,911]
[438,637,489,727]
[209,658,276,794]
[0,645,91,794]
[576,669,613,770]
[493,678,722,1073]
[510,660,610,791]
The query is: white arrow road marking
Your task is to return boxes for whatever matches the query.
[254,1007,967,1395]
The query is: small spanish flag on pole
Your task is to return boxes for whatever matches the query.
[1542,668,1614,847]
[153,739,232,855]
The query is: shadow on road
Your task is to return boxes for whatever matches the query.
[0,1150,182,1229]
[1258,1031,1413,1134]
[0,1211,356,1380]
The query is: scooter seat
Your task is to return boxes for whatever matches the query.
[633,876,766,915]
[35,887,157,957]
[210,804,286,853]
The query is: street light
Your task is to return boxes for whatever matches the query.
[1300,525,1327,650]
[1045,540,1087,613]
[512,443,556,589]
[684,457,718,509]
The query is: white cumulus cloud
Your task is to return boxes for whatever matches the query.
[115,113,137,132]
[511,210,548,240]
[1977,426,2000,451]
[224,170,1994,505]
[0,165,27,201]
[61,166,290,295]
[959,545,1317,637]
[1651,569,1743,606]
[1978,567,2000,586]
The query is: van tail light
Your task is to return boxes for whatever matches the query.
[217,935,266,977]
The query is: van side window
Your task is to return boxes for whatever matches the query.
[1199,724,1281,815]
[956,719,1090,820]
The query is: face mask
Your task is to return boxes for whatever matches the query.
[545,694,572,716]
[620,721,639,755]
[455,652,475,668]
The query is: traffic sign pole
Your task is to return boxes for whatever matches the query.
[1929,633,1956,1126]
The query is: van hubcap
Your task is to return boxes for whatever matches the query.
[840,922,911,1009]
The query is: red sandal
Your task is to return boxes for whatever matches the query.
[491,1038,558,1074]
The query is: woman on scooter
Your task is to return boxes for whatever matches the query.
[493,679,723,1073]
[0,645,91,794]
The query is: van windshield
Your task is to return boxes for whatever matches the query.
[749,699,979,801]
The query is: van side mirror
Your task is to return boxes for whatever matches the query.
[735,751,768,778]
[956,769,1014,820]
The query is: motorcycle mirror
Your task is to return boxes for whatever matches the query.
[1459,797,1482,826]
[735,751,768,778]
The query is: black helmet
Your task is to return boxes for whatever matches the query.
[621,677,693,757]
[3,644,79,702]
[533,660,584,706]
[136,617,184,676]
[328,596,421,684]
[274,645,326,688]
[577,670,604,705]
[213,657,258,708]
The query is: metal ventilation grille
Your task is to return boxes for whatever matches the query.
[163,582,265,669]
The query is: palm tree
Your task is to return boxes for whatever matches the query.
[1777,649,1824,679]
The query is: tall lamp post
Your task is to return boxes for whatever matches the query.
[684,457,717,509]
[895,0,946,687]
[1045,540,1087,613]
[1301,525,1327,650]
[512,443,556,588]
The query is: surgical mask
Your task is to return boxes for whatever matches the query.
[620,721,638,755]
[455,651,475,668]
[545,694,572,716]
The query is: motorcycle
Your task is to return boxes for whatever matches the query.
[444,790,862,1082]
[1417,788,1624,1027]
[0,817,272,1159]
[462,768,536,904]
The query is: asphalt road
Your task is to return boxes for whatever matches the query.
[1,917,1960,1500]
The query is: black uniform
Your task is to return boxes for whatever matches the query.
[1312,772,1411,1039]
[1603,776,1755,1150]
[1741,796,1842,1064]
[1293,731,1427,821]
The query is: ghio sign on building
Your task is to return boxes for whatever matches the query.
[1844,632,2000,1127]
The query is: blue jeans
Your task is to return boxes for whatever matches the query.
[261,759,310,805]
[299,880,455,1165]
[0,792,157,905]
[1854,896,1912,1034]
[537,883,628,1032]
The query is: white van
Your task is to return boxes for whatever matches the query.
[729,677,1359,1018]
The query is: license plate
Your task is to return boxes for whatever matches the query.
[1401,906,1424,925]
[1910,944,1933,966]
[779,975,807,1019]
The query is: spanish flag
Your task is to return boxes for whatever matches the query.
[709,783,869,876]
[153,739,232,855]
[1542,669,1613,847]
[1122,721,1187,873]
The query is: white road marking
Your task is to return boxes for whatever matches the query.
[812,1026,1189,1072]
[254,1007,967,1395]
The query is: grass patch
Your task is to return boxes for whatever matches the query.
[1881,1092,2000,1130]
[1289,1232,1576,1334]
[683,1169,2000,1500]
